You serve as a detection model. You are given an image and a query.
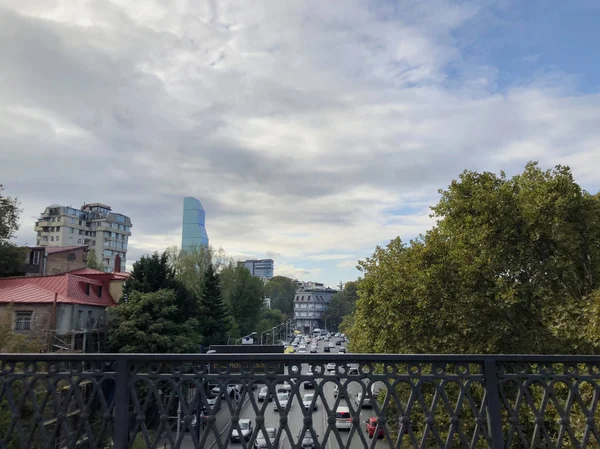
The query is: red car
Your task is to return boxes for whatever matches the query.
[365,417,384,439]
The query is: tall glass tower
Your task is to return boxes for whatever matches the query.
[182,197,209,251]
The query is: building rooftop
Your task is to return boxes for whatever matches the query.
[0,269,120,306]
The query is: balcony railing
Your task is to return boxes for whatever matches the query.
[1,353,600,449]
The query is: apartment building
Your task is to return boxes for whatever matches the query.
[34,203,132,272]
[293,285,337,334]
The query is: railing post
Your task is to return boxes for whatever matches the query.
[484,359,504,449]
[114,357,131,449]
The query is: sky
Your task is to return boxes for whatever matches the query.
[1,0,600,287]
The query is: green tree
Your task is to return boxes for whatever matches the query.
[220,263,265,337]
[198,263,230,346]
[107,289,201,353]
[264,276,296,315]
[86,249,101,270]
[0,185,26,277]
[125,251,199,320]
[322,292,355,331]
[349,162,600,355]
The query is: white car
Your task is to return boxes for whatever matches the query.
[355,392,372,408]
[211,384,239,397]
[327,363,336,372]
[273,393,290,411]
[254,427,277,449]
[258,386,271,402]
[335,407,352,430]
[231,418,253,442]
[303,394,317,411]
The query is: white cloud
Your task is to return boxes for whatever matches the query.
[1,1,599,285]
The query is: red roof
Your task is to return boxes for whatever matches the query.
[0,271,118,307]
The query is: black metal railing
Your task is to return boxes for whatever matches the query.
[1,354,600,449]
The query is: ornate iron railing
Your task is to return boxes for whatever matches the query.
[1,354,600,449]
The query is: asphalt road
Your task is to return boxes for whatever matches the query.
[197,337,391,449]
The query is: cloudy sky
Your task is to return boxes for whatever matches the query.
[1,0,600,286]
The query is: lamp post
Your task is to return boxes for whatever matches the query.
[236,331,257,345]
[260,331,270,345]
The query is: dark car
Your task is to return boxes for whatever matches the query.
[324,346,330,353]
[335,340,342,346]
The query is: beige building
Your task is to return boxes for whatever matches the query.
[34,203,132,272]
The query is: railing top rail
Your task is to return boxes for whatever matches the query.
[2,353,600,362]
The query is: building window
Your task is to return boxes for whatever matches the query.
[30,251,40,265]
[116,215,125,223]
[56,226,60,231]
[42,236,48,242]
[85,284,91,296]
[92,240,96,246]
[79,230,84,235]
[69,227,75,234]
[56,236,59,242]
[78,239,82,244]
[98,286,103,297]
[50,236,54,242]
[14,312,32,331]
[87,310,93,325]
[78,310,83,329]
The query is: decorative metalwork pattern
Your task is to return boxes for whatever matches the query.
[1,354,600,449]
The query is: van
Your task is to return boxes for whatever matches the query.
[335,406,352,430]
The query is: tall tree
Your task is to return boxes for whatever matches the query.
[349,162,600,355]
[125,251,199,320]
[221,263,265,337]
[108,289,201,353]
[322,291,355,331]
[86,249,101,270]
[198,263,230,346]
[264,276,296,315]
[0,185,26,277]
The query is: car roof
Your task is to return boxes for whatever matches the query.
[239,418,252,424]
[336,406,350,412]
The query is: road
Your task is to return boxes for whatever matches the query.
[184,336,390,449]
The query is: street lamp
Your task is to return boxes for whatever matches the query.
[236,331,257,345]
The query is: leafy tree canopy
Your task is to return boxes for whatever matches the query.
[108,289,201,353]
[220,263,265,337]
[349,162,600,355]
[264,276,296,315]
[0,185,27,277]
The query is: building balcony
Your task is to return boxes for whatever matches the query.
[0,353,596,449]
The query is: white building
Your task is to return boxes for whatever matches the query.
[34,203,132,272]
[293,284,337,334]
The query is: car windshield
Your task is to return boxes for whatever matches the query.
[265,429,276,438]
[240,421,250,430]
[260,387,268,394]
[303,394,314,402]
[277,393,288,401]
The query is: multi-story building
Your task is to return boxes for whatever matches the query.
[237,259,274,281]
[182,197,209,251]
[293,284,337,334]
[34,203,132,272]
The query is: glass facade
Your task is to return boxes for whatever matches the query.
[181,197,209,251]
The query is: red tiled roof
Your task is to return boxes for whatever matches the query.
[0,272,117,307]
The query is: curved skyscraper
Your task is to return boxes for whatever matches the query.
[182,197,209,250]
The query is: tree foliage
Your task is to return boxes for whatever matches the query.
[198,263,230,346]
[86,249,101,270]
[264,276,296,315]
[349,162,600,355]
[108,289,201,353]
[220,263,265,337]
[0,185,26,277]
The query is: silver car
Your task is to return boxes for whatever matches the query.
[273,393,290,411]
[231,419,253,442]
[254,427,277,449]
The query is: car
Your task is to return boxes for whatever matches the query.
[327,363,336,372]
[298,349,307,353]
[335,340,342,346]
[206,396,218,409]
[355,392,372,408]
[304,379,314,389]
[276,382,292,393]
[310,346,318,353]
[211,384,239,398]
[297,431,318,449]
[335,407,352,430]
[365,417,384,438]
[328,342,336,348]
[231,418,253,442]
[324,346,330,353]
[254,427,277,449]
[273,393,290,411]
[338,347,346,353]
[335,333,340,337]
[303,394,317,411]
[258,386,272,402]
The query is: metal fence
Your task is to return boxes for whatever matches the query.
[1,354,600,449]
